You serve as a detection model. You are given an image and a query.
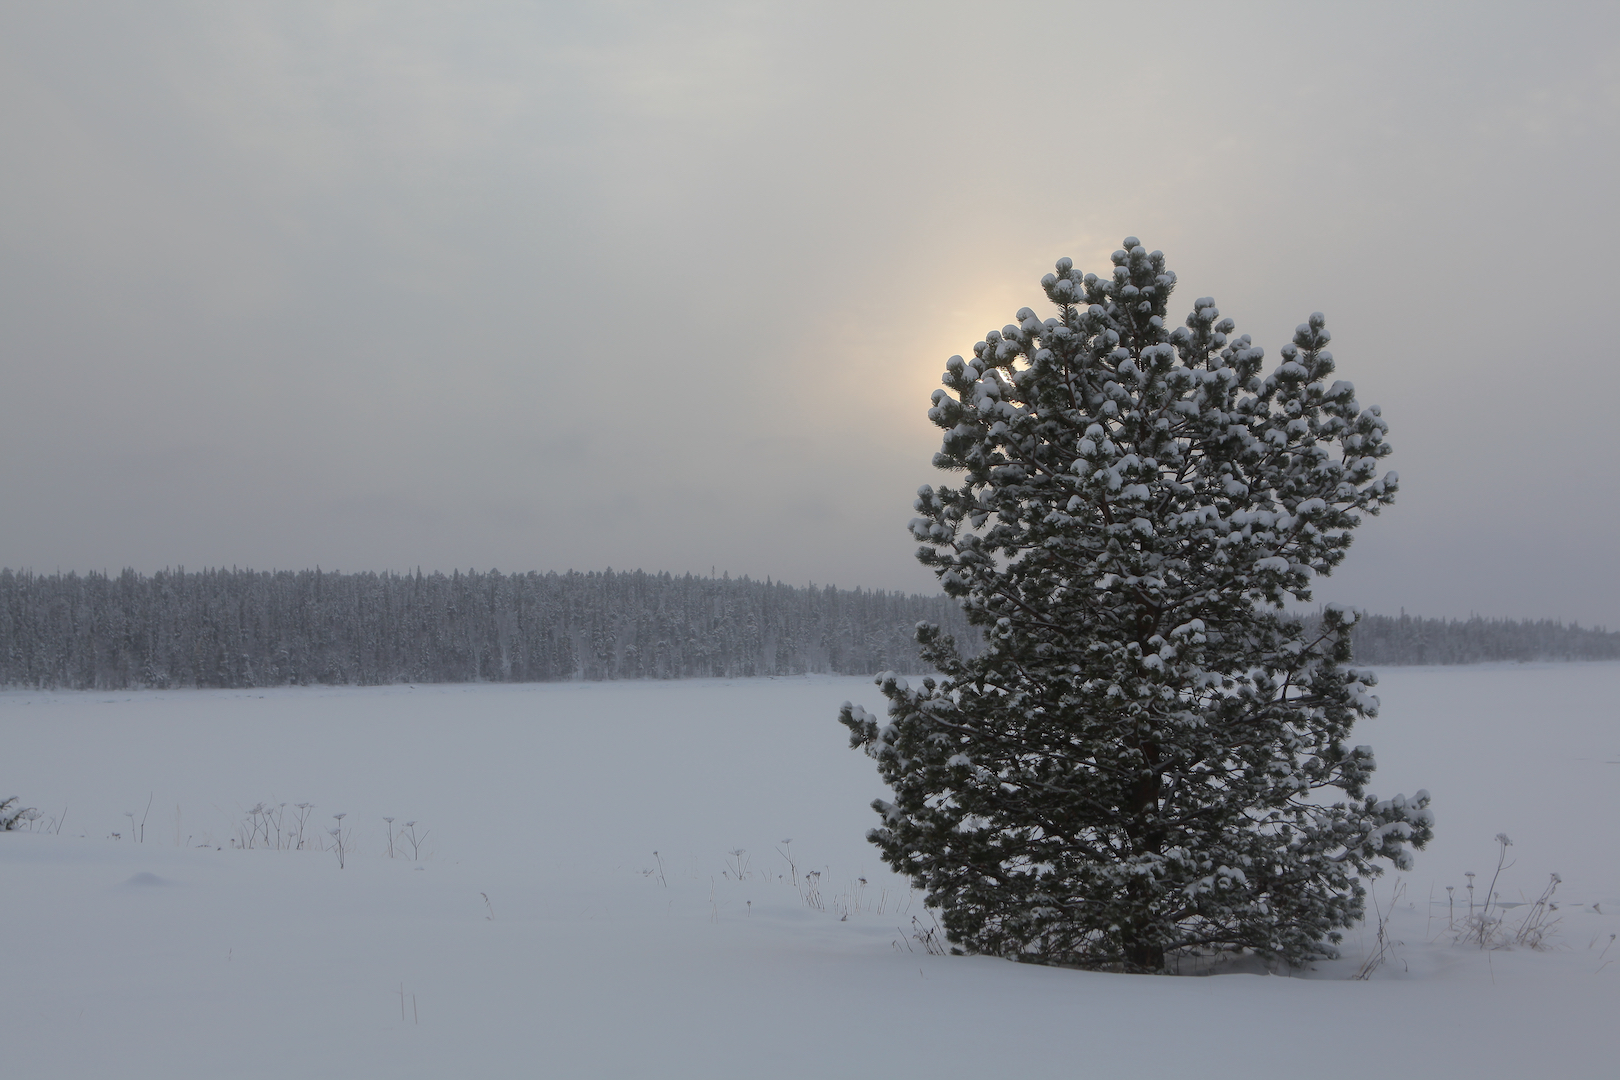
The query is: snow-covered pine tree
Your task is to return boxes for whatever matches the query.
[840,239,1432,973]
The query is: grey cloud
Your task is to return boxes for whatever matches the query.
[2,1,1616,623]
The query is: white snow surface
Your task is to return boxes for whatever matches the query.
[3,665,1618,1077]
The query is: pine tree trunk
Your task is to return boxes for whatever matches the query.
[1124,940,1164,973]
[1121,877,1167,973]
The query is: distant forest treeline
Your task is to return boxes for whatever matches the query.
[0,568,1614,690]
[1301,610,1619,667]
[0,567,974,689]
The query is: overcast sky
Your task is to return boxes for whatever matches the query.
[2,2,1617,625]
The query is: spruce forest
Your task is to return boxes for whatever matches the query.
[0,567,1611,690]
[0,567,968,688]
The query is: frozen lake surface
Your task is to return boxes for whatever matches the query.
[3,665,1618,1077]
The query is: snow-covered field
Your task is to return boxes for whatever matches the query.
[3,665,1617,1077]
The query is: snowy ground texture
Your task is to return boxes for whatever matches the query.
[4,665,1618,1078]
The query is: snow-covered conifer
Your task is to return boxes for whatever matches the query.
[840,240,1432,972]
